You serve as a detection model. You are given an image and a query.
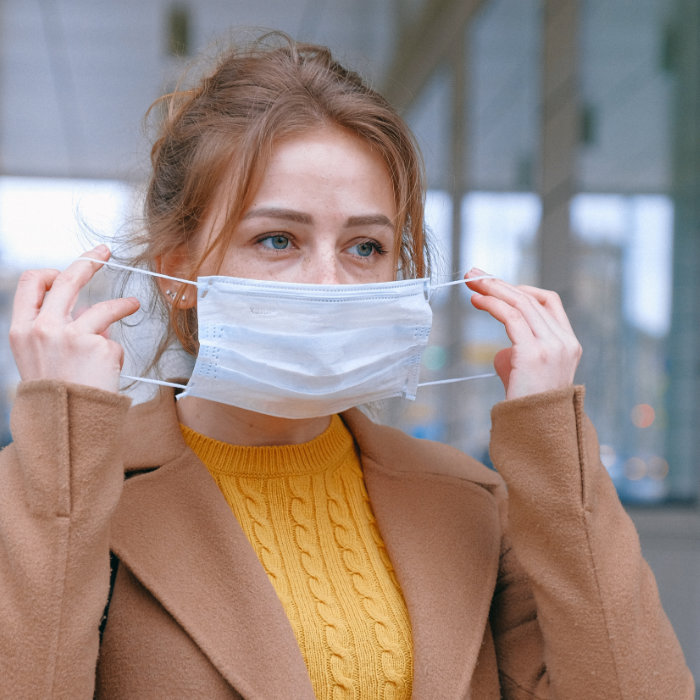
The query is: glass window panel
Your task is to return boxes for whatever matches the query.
[0,177,134,268]
[400,0,696,504]
[468,0,541,191]
[570,193,674,502]
[0,177,136,446]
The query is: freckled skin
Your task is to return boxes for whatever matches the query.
[193,125,399,286]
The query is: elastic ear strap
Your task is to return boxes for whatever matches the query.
[418,372,495,387]
[120,374,188,390]
[431,274,495,290]
[82,257,493,292]
[79,256,199,287]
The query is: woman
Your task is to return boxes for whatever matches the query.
[0,33,693,699]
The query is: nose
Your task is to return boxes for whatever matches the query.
[302,245,344,285]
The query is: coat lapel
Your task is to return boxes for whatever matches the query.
[343,409,504,699]
[112,391,503,699]
[111,392,316,699]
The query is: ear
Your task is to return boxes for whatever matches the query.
[155,249,197,310]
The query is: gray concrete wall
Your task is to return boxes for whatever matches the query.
[633,509,700,686]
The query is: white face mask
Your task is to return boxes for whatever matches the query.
[88,259,494,419]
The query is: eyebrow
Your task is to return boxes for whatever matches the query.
[243,207,312,225]
[242,207,393,229]
[345,214,394,229]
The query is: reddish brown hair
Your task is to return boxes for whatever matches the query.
[128,31,428,359]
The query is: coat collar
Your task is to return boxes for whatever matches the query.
[111,390,504,699]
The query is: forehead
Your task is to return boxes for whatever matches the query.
[247,126,396,211]
[197,124,399,260]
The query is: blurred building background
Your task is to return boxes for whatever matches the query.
[0,0,698,682]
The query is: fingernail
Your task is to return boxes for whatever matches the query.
[468,267,488,277]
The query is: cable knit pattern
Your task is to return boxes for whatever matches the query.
[234,477,302,642]
[326,465,411,698]
[289,473,356,697]
[181,416,413,700]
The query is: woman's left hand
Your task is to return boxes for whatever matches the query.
[465,268,582,400]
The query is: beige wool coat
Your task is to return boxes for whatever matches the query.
[0,380,694,699]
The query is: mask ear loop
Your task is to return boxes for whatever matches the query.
[417,273,498,386]
[80,256,198,391]
[428,273,495,297]
[417,373,495,387]
[79,256,200,289]
[120,375,189,390]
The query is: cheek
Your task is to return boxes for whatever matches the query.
[375,254,399,283]
[216,251,281,282]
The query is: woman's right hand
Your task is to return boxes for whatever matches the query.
[9,244,140,394]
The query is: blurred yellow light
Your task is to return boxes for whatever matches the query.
[404,401,434,421]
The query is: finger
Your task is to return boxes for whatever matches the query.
[468,275,566,342]
[470,291,537,347]
[493,347,512,389]
[467,268,575,335]
[508,285,580,351]
[468,273,554,336]
[38,244,111,319]
[11,268,60,324]
[70,297,140,336]
[466,270,581,364]
[516,284,576,334]
[73,304,114,340]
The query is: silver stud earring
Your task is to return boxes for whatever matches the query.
[165,289,187,304]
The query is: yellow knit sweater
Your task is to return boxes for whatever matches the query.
[181,415,413,699]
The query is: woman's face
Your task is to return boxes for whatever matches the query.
[196,125,398,284]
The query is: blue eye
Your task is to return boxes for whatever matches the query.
[350,240,385,257]
[261,235,290,250]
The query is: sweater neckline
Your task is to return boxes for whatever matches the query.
[180,414,355,478]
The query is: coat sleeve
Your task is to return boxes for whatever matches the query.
[0,380,131,700]
[488,385,694,699]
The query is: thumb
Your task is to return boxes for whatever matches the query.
[494,347,512,391]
